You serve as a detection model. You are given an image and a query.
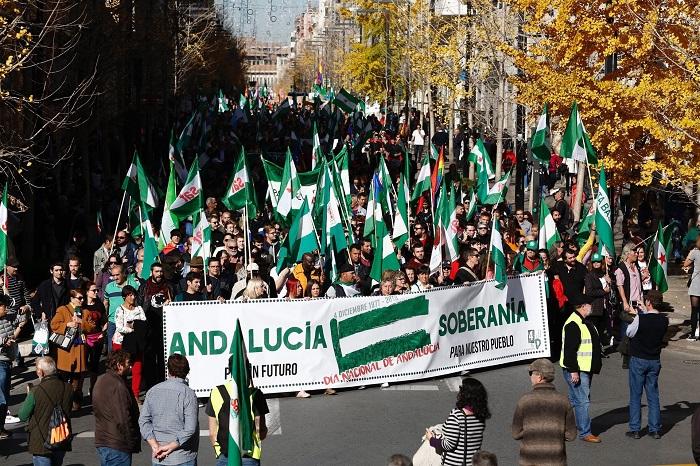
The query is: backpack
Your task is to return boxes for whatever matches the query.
[37,384,72,450]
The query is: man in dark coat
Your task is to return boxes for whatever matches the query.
[31,262,69,322]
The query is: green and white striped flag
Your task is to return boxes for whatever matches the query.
[227,319,254,466]
[158,161,179,251]
[222,148,257,217]
[135,152,158,210]
[411,153,432,202]
[648,221,671,293]
[392,173,410,250]
[595,167,614,257]
[465,188,477,222]
[276,198,319,273]
[468,138,495,180]
[0,184,7,270]
[560,101,598,165]
[170,158,203,220]
[479,169,511,205]
[276,149,301,221]
[429,184,448,274]
[176,112,197,153]
[333,88,360,113]
[312,122,323,170]
[168,129,188,182]
[139,204,160,280]
[577,202,596,248]
[369,206,401,283]
[444,184,460,262]
[120,152,140,200]
[191,208,212,265]
[218,89,229,113]
[321,167,348,257]
[490,217,508,290]
[538,198,561,252]
[530,104,551,164]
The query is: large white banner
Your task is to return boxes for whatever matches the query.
[163,273,549,395]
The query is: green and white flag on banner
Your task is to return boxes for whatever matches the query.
[560,101,598,165]
[276,198,319,273]
[333,88,360,113]
[411,153,432,202]
[530,104,551,164]
[222,148,257,217]
[191,209,212,265]
[479,169,511,205]
[649,221,671,293]
[227,319,254,466]
[0,184,7,270]
[312,122,323,170]
[490,217,508,290]
[139,204,160,280]
[170,158,202,220]
[392,173,410,250]
[369,206,401,283]
[159,161,179,251]
[594,167,614,257]
[538,198,561,252]
[276,149,301,221]
[468,138,495,180]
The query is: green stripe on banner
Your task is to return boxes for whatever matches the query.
[337,296,429,339]
[330,326,431,373]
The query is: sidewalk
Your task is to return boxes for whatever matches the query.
[660,274,700,356]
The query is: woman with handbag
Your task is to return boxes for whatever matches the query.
[50,289,87,411]
[112,285,146,401]
[82,281,107,396]
[425,378,490,466]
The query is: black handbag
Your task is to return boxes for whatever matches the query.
[49,326,77,351]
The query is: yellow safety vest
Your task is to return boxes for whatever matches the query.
[209,382,262,460]
[560,312,593,372]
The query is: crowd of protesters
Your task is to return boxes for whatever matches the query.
[1,95,700,465]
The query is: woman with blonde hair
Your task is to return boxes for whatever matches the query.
[239,277,268,301]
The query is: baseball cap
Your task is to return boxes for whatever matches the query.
[525,240,538,251]
[528,358,555,382]
[591,252,603,262]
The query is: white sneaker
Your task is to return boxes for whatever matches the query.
[380,382,390,388]
[5,414,20,424]
[296,390,311,398]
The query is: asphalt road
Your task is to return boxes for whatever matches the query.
[2,344,699,466]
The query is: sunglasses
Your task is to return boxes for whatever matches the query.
[75,296,84,301]
[89,288,100,292]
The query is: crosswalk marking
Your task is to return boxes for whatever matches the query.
[445,376,462,392]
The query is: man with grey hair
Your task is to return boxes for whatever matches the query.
[512,358,577,465]
[18,356,74,465]
[615,242,643,369]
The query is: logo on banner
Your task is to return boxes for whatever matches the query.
[329,295,430,373]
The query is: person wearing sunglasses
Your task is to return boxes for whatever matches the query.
[50,289,87,411]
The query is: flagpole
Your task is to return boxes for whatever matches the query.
[109,191,128,255]
[485,187,506,279]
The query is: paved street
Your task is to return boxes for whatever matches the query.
[2,275,698,465]
[3,348,699,465]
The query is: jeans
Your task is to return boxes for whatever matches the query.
[563,369,593,438]
[97,447,132,466]
[0,360,11,430]
[32,451,66,466]
[107,321,116,353]
[217,455,260,466]
[628,356,662,433]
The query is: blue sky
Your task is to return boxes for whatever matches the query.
[217,0,310,43]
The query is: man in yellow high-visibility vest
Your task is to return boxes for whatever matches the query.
[560,295,603,443]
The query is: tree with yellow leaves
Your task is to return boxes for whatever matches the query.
[501,0,700,187]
